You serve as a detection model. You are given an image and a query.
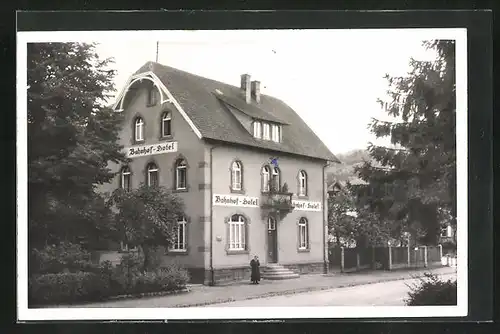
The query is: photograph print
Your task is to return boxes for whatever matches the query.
[18,27,467,320]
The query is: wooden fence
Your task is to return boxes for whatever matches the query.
[328,244,445,273]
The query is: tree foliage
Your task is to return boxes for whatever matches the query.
[109,185,185,272]
[27,42,128,248]
[355,40,456,245]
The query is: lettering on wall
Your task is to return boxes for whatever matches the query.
[126,141,178,158]
[292,200,322,212]
[213,194,260,208]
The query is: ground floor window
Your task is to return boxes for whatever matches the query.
[298,217,309,250]
[171,216,187,251]
[228,214,246,251]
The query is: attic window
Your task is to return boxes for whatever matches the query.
[271,124,281,143]
[262,123,270,140]
[147,86,158,106]
[253,121,262,139]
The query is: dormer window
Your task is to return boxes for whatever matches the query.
[271,124,281,143]
[263,123,270,140]
[253,121,262,139]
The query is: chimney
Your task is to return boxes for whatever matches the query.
[240,74,251,104]
[251,80,261,103]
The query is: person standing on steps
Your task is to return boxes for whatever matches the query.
[250,255,261,284]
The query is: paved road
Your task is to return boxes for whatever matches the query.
[206,273,457,307]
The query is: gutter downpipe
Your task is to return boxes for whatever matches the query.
[209,145,219,286]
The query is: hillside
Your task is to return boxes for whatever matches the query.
[326,149,371,186]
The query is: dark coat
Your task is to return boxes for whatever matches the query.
[250,259,261,281]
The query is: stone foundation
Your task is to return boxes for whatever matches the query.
[282,262,324,275]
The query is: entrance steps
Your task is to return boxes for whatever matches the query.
[261,263,300,280]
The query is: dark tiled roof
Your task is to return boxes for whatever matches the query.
[135,61,339,162]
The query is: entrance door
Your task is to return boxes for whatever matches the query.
[267,217,278,263]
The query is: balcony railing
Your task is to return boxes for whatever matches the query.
[261,191,294,211]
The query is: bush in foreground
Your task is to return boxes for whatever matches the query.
[404,273,457,306]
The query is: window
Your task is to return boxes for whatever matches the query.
[298,170,307,196]
[171,216,187,251]
[231,161,242,191]
[271,124,280,142]
[298,217,309,250]
[147,87,158,106]
[271,167,280,192]
[135,117,144,142]
[268,216,276,231]
[161,112,172,137]
[146,163,159,187]
[263,123,270,140]
[228,214,246,251]
[121,166,131,191]
[253,121,262,138]
[176,159,187,190]
[262,165,270,192]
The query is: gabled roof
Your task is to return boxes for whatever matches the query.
[128,61,339,162]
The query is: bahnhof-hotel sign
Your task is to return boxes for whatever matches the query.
[213,194,322,211]
[126,141,178,158]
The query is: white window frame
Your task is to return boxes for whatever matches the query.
[263,122,270,140]
[299,170,307,196]
[231,161,242,191]
[262,166,270,192]
[271,124,280,142]
[298,217,309,249]
[148,86,158,106]
[253,121,262,139]
[135,117,144,141]
[147,163,159,187]
[176,159,187,190]
[268,216,276,231]
[272,167,280,191]
[171,216,187,251]
[162,112,172,137]
[121,167,131,191]
[228,215,246,251]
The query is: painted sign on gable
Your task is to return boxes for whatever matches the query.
[126,141,178,158]
[213,194,260,208]
[292,200,322,212]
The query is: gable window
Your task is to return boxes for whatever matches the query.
[147,87,158,106]
[228,214,246,251]
[271,167,280,192]
[253,121,262,138]
[171,216,187,251]
[175,159,187,190]
[231,161,243,191]
[262,165,270,192]
[298,170,308,196]
[146,163,159,187]
[263,123,270,140]
[121,166,131,191]
[161,112,172,137]
[298,217,309,250]
[271,124,280,142]
[135,117,144,142]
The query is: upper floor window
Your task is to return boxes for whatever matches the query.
[175,159,187,190]
[262,165,270,192]
[271,167,280,192]
[298,170,308,196]
[135,117,144,142]
[120,166,131,191]
[231,161,243,191]
[271,124,281,142]
[263,123,270,140]
[253,121,262,139]
[146,162,159,187]
[298,217,309,250]
[171,216,187,251]
[161,112,172,137]
[147,87,158,106]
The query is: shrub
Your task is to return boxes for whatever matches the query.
[441,240,457,255]
[404,273,457,306]
[29,271,108,305]
[29,242,94,275]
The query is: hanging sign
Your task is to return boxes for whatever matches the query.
[213,194,260,208]
[126,141,178,158]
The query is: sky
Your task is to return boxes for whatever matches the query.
[93,29,440,155]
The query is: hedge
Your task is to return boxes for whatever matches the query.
[405,273,457,306]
